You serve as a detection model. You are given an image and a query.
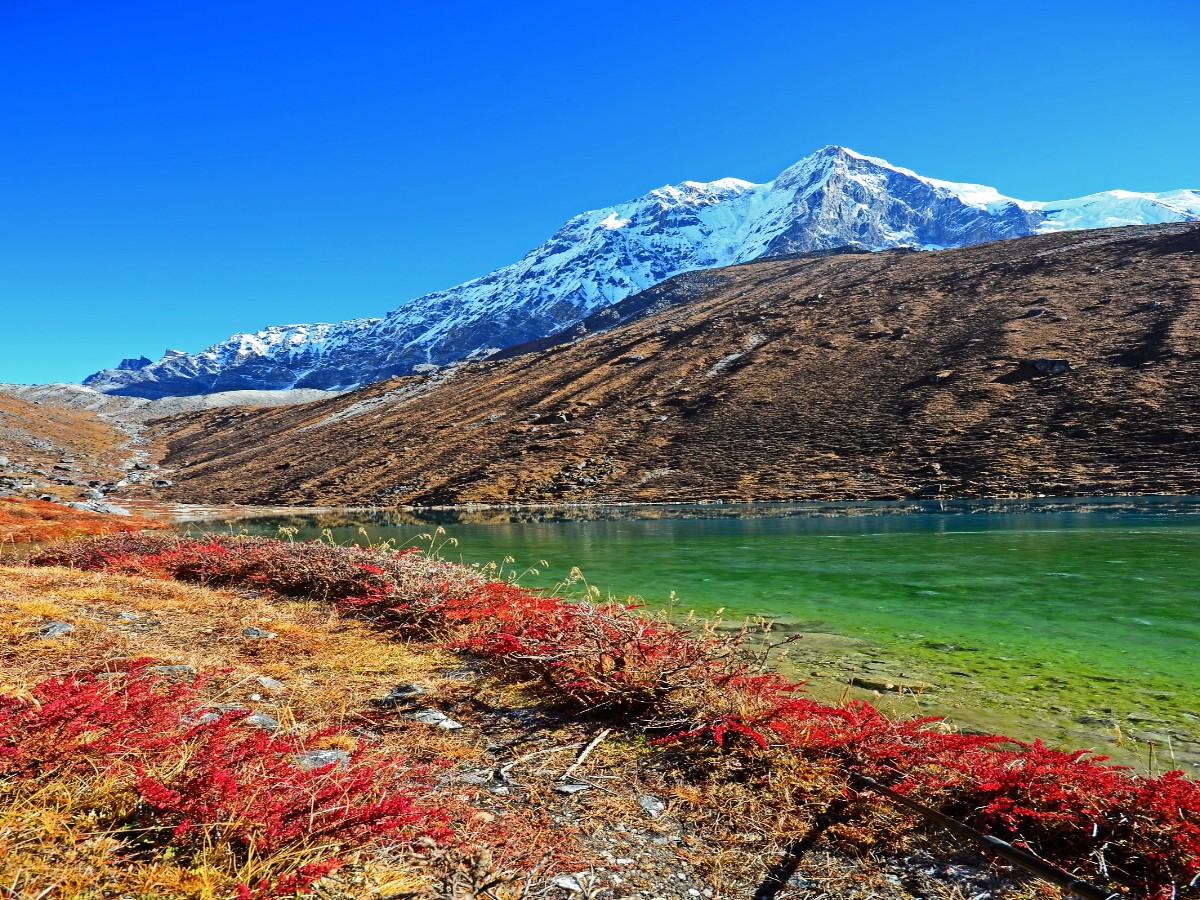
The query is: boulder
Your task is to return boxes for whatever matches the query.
[1033,358,1072,375]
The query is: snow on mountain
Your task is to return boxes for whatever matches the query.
[84,146,1200,398]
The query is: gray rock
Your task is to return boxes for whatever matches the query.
[242,626,277,640]
[638,794,666,818]
[374,683,428,706]
[183,711,223,726]
[1033,357,1072,375]
[412,708,463,730]
[293,749,351,770]
[553,782,591,795]
[243,712,282,731]
[66,500,131,516]
[256,675,286,692]
[33,621,75,639]
[551,875,583,892]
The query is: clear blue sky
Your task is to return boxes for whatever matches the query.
[2,0,1197,384]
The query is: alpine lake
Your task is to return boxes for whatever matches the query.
[187,496,1200,774]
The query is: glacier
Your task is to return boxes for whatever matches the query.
[84,145,1200,398]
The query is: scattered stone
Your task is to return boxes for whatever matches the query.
[293,749,350,770]
[32,621,75,639]
[412,708,463,730]
[147,664,196,678]
[151,478,174,487]
[553,782,592,795]
[373,683,428,707]
[638,795,666,818]
[551,875,583,892]
[66,500,131,515]
[242,626,277,640]
[256,675,286,692]
[243,712,282,731]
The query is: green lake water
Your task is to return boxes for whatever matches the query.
[192,497,1200,772]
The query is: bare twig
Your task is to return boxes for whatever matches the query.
[498,742,584,778]
[561,728,611,781]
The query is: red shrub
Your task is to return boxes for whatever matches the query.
[133,719,450,856]
[0,660,209,779]
[0,667,451,892]
[22,532,1200,895]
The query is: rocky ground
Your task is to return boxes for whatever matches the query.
[140,223,1200,507]
[0,384,337,517]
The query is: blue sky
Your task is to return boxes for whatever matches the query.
[2,0,1197,384]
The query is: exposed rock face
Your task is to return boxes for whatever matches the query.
[84,147,1200,399]
[147,223,1200,505]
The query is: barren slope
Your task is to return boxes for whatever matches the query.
[151,223,1200,506]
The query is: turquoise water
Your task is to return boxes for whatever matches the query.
[195,498,1200,770]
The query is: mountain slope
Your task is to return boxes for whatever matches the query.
[144,222,1200,505]
[85,147,1200,398]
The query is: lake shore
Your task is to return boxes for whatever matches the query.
[9,529,1199,898]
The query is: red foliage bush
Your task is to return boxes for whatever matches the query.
[24,532,1200,895]
[133,719,451,856]
[0,660,209,779]
[0,665,450,896]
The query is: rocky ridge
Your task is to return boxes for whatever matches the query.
[142,222,1200,506]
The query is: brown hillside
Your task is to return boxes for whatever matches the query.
[0,391,137,503]
[151,223,1200,506]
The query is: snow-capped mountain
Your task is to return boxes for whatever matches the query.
[85,146,1200,398]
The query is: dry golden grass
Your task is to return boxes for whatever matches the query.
[0,565,463,738]
[0,566,489,898]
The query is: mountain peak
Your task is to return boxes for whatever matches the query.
[82,149,1200,398]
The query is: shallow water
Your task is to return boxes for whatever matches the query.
[191,497,1200,772]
